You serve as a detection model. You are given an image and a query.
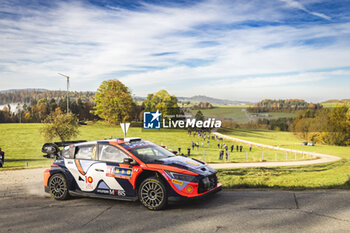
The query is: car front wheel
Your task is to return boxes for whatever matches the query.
[48,173,70,200]
[139,177,167,210]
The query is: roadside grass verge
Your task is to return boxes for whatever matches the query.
[217,128,350,189]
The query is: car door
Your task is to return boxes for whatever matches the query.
[96,144,137,197]
[64,143,100,192]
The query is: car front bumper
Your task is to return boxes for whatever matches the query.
[168,182,222,201]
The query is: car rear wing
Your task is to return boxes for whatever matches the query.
[42,140,87,159]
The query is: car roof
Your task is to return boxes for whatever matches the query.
[72,137,142,147]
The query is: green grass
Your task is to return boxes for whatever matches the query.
[2,123,350,190]
[217,128,350,189]
[189,106,295,124]
[0,122,310,169]
[189,106,249,123]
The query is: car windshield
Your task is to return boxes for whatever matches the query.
[128,144,175,163]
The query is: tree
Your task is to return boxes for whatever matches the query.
[143,90,180,116]
[92,80,133,124]
[323,104,350,146]
[195,110,205,121]
[40,110,79,142]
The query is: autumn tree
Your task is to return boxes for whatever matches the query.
[92,80,133,124]
[143,90,180,116]
[40,110,79,142]
[323,104,350,145]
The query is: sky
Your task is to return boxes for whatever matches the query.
[0,0,350,102]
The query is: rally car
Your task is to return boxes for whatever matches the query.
[43,137,222,210]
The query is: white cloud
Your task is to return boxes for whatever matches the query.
[280,0,331,20]
[0,0,349,102]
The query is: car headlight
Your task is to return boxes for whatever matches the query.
[165,171,196,182]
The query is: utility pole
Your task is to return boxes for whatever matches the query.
[58,73,70,114]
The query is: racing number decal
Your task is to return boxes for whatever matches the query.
[85,176,94,189]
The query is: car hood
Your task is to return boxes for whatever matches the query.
[154,156,217,176]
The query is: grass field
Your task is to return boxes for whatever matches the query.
[0,123,310,169]
[217,128,350,189]
[1,123,350,190]
[188,106,295,124]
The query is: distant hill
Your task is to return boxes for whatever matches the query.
[321,99,350,104]
[177,95,251,105]
[135,95,250,105]
[0,88,48,93]
[0,89,251,106]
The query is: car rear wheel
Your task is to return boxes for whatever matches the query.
[139,177,167,210]
[48,173,70,200]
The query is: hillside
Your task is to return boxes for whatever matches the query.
[1,89,251,106]
[177,95,251,105]
[321,99,350,104]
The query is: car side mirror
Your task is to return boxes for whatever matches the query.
[123,158,137,165]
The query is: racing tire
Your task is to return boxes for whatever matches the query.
[138,177,167,210]
[48,173,70,200]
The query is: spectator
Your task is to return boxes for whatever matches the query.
[249,145,252,152]
[0,148,4,168]
[226,150,229,161]
[192,141,195,150]
[219,149,223,160]
[231,145,234,152]
[187,148,191,156]
[240,145,243,152]
[178,147,181,154]
[207,140,210,146]
[217,143,220,149]
[236,145,239,152]
[201,142,204,147]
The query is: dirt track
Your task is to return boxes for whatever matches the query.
[210,132,341,169]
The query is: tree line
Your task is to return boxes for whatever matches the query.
[248,99,322,113]
[0,97,97,123]
[0,89,95,105]
[291,105,350,146]
[0,80,182,125]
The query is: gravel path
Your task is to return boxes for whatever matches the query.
[209,132,341,169]
[0,168,48,199]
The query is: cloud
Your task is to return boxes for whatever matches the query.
[280,0,331,20]
[0,0,349,102]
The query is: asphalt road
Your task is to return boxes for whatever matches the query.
[1,189,350,233]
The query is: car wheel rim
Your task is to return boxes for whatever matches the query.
[141,181,164,208]
[49,176,66,199]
